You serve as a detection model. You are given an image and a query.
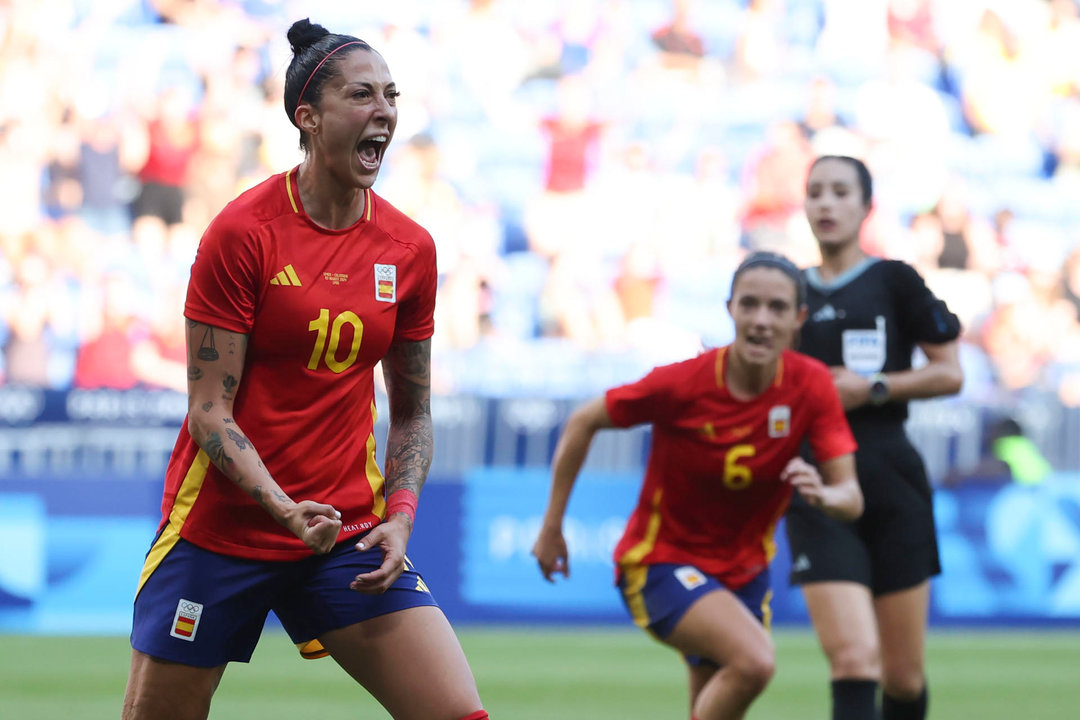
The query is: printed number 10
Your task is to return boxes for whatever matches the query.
[308,308,363,373]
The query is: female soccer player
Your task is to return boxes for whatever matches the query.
[533,251,864,720]
[121,19,488,720]
[786,155,964,720]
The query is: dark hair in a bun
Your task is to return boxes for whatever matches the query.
[283,18,372,150]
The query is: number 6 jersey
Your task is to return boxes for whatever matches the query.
[160,167,437,560]
[607,347,856,589]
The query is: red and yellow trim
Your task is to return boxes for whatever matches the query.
[617,488,665,630]
[135,450,211,598]
[715,346,785,389]
[285,167,299,213]
[362,188,373,222]
[284,170,372,222]
[714,347,727,389]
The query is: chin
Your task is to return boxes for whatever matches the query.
[736,343,778,366]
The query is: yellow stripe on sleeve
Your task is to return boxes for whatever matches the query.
[135,450,211,598]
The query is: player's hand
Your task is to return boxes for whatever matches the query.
[782,457,827,509]
[350,515,410,594]
[285,501,342,554]
[532,524,570,582]
[829,366,871,410]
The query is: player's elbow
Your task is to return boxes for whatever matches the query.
[567,396,612,434]
[943,365,964,396]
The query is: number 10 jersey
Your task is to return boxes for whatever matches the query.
[160,167,437,560]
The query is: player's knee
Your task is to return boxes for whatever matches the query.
[728,646,776,696]
[827,640,880,679]
[882,670,925,701]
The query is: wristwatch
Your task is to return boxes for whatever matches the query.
[868,373,890,406]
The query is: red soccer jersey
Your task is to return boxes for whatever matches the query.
[607,346,856,588]
[159,167,436,560]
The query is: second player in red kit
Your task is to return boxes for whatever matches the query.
[534,251,863,720]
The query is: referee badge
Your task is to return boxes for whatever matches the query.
[768,405,791,438]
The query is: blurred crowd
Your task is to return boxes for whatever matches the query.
[2,0,1080,404]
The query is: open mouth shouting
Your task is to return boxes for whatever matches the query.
[357,134,389,171]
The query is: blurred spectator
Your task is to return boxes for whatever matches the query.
[945,416,1052,486]
[131,85,200,228]
[130,283,186,393]
[932,179,997,272]
[651,0,707,73]
[73,272,144,390]
[740,119,815,251]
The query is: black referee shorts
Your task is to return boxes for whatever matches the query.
[785,435,941,597]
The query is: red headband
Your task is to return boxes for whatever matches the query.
[297,41,365,107]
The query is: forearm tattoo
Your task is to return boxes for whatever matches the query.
[204,431,234,470]
[222,373,238,400]
[226,427,250,450]
[383,339,433,500]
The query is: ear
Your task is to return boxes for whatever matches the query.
[794,304,809,330]
[294,103,318,135]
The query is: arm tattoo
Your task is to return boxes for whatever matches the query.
[204,431,234,469]
[226,427,250,450]
[383,339,433,499]
[252,484,264,506]
[201,401,212,412]
[222,374,238,399]
[197,326,219,361]
[187,366,203,381]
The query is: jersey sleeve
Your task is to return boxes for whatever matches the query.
[392,232,437,343]
[806,363,857,463]
[185,209,261,334]
[605,361,683,428]
[888,261,961,345]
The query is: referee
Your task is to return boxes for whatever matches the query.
[786,156,963,720]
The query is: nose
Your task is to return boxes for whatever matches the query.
[372,91,395,121]
[749,304,771,327]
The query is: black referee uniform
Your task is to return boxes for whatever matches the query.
[786,257,961,595]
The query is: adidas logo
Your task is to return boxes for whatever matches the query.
[812,304,839,322]
[270,264,302,286]
[792,553,811,573]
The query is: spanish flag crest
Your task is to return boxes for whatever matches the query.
[375,263,397,303]
[768,405,791,438]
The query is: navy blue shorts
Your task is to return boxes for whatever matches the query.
[131,534,438,667]
[618,563,772,666]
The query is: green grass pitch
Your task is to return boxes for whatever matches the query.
[2,627,1077,718]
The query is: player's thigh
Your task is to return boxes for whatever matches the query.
[122,649,226,720]
[665,589,774,674]
[802,581,880,679]
[320,606,482,720]
[874,580,930,694]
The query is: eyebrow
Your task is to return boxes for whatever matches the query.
[343,80,397,90]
